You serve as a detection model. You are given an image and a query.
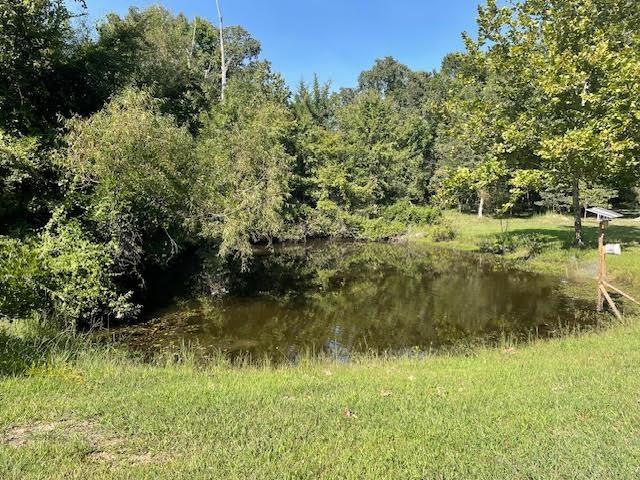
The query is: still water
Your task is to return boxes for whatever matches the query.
[115,242,595,361]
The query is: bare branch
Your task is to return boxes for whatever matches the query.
[216,0,227,102]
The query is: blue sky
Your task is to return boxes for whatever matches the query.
[80,0,482,90]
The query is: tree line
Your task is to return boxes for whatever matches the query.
[1,0,639,328]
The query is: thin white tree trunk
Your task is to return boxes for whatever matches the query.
[477,196,484,218]
[187,17,197,69]
[216,0,227,102]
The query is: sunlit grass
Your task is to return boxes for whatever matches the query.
[2,319,640,478]
[426,211,640,295]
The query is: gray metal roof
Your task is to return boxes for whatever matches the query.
[585,207,623,220]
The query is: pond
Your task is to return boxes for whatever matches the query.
[112,241,597,362]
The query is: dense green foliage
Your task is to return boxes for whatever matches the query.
[193,71,293,260]
[0,215,135,328]
[3,213,640,477]
[1,0,638,328]
[434,0,640,243]
[63,89,195,273]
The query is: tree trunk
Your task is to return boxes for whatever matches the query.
[572,177,584,247]
[216,0,227,102]
[187,17,197,69]
[477,196,484,218]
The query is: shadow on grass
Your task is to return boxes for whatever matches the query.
[497,223,640,250]
[1,330,45,376]
[0,328,84,377]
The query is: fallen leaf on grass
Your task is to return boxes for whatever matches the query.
[503,347,517,355]
[379,389,393,397]
[343,407,358,419]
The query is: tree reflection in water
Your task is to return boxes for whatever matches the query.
[118,242,596,362]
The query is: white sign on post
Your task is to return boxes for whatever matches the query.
[605,244,622,255]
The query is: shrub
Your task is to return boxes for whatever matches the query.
[383,200,441,225]
[0,237,43,319]
[428,223,457,242]
[0,214,137,328]
[349,216,406,241]
[478,233,517,254]
[303,202,408,241]
[304,200,351,238]
[478,233,546,257]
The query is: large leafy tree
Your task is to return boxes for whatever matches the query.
[358,56,433,111]
[359,56,413,97]
[432,32,535,216]
[91,6,261,129]
[193,66,294,263]
[0,0,90,133]
[470,0,640,244]
[0,0,91,235]
[337,91,432,210]
[62,88,195,278]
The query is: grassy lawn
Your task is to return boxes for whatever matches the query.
[436,211,640,293]
[2,213,640,479]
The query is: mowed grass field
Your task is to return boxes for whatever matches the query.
[438,212,640,290]
[2,213,640,479]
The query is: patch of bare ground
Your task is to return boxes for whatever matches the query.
[1,421,62,447]
[1,418,170,465]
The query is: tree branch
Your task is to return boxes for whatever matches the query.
[216,0,227,102]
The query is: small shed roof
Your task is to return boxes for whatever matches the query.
[585,207,623,220]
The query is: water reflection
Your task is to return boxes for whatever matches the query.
[116,242,596,361]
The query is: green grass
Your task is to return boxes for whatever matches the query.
[431,211,640,293]
[2,212,640,479]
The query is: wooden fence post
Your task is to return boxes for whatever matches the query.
[597,220,606,312]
